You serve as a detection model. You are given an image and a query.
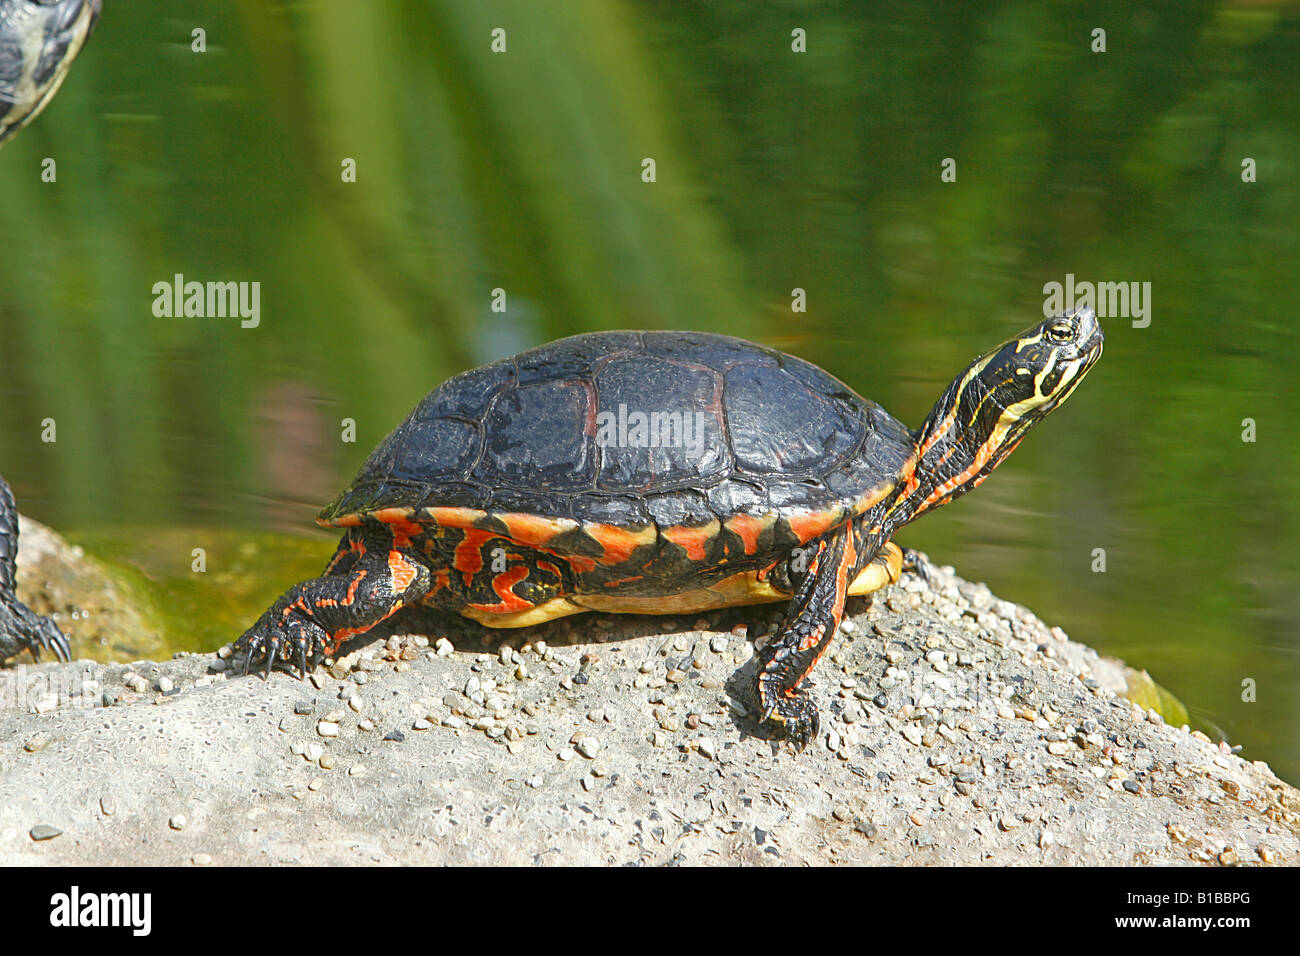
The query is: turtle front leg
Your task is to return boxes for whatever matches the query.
[236,525,433,677]
[755,524,872,748]
[0,475,70,664]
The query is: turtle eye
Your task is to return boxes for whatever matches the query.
[1047,322,1073,344]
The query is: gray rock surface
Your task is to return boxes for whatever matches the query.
[1,556,1296,866]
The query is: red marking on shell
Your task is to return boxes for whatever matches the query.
[468,566,533,614]
[453,529,498,586]
[601,574,645,587]
[388,520,424,548]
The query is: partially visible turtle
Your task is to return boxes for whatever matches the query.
[0,0,100,146]
[237,309,1103,746]
[0,474,70,663]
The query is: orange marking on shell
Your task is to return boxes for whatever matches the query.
[372,507,418,525]
[468,566,533,614]
[425,506,489,528]
[320,514,361,528]
[663,524,714,562]
[536,560,563,579]
[499,512,574,548]
[725,513,766,556]
[430,568,451,593]
[786,509,838,544]
[453,529,498,585]
[388,550,418,592]
[586,523,653,565]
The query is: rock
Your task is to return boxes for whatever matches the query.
[0,554,1295,866]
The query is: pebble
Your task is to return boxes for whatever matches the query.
[99,795,115,816]
[435,638,454,657]
[157,677,174,694]
[294,700,314,715]
[29,824,61,841]
[307,778,323,792]
[23,734,50,753]
[169,814,187,831]
[1122,779,1141,795]
[698,738,716,759]
[901,726,923,746]
[319,754,336,769]
[317,721,340,738]
[192,853,212,866]
[558,748,576,761]
[575,737,600,758]
[358,718,375,732]
[304,744,323,762]
[412,718,432,731]
[442,715,466,730]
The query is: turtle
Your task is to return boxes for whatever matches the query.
[0,474,70,663]
[237,307,1103,746]
[0,0,101,146]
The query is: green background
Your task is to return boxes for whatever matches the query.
[1,1,1296,781]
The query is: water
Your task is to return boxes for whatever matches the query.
[0,1,1296,780]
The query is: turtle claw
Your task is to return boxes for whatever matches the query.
[901,547,937,587]
[758,686,820,752]
[235,612,331,681]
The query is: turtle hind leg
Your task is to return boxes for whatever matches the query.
[755,524,869,749]
[236,523,433,678]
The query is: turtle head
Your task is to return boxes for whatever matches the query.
[892,306,1103,526]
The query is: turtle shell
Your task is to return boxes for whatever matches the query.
[320,331,916,568]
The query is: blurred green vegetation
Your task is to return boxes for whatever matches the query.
[0,1,1296,778]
